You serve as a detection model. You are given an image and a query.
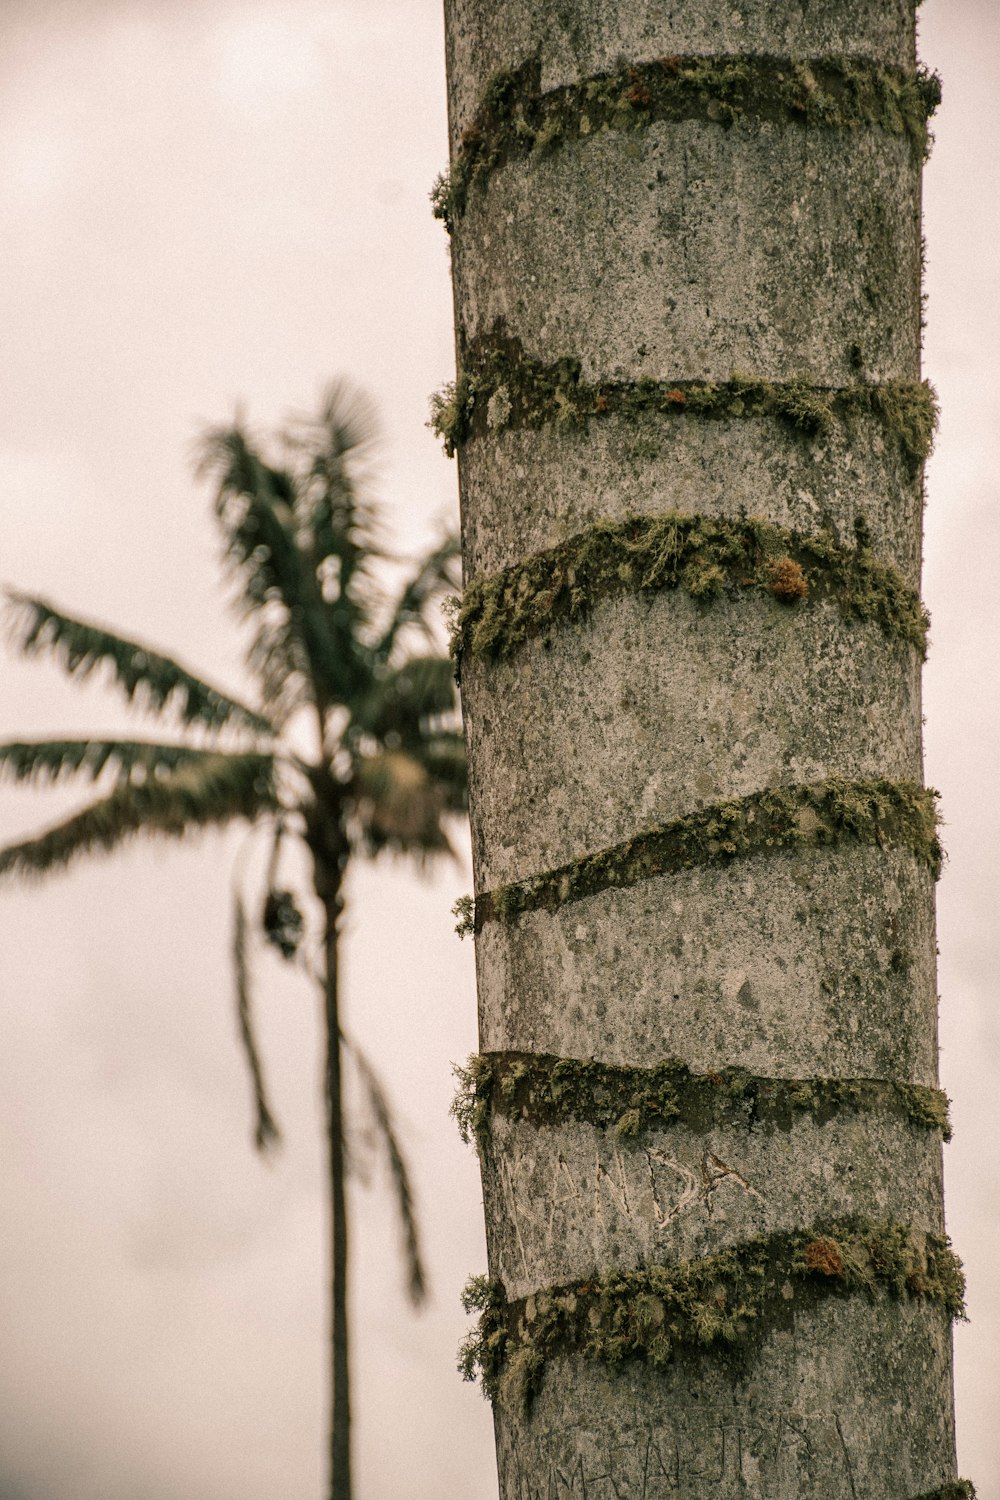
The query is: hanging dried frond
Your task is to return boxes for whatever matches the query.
[6,592,273,737]
[0,752,278,880]
[346,1035,427,1306]
[233,895,281,1152]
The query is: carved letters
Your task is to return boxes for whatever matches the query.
[504,1411,857,1499]
[496,1137,762,1282]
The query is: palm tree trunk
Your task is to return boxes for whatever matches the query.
[320,876,355,1500]
[306,764,352,1500]
[322,887,351,1500]
[445,3,964,1496]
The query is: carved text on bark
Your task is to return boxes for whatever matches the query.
[505,1408,860,1499]
[497,1143,762,1278]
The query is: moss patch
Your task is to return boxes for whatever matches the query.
[452,1052,952,1150]
[451,893,475,937]
[912,1486,977,1500]
[434,54,941,227]
[459,1220,965,1407]
[429,373,479,457]
[454,512,929,667]
[475,778,940,930]
[431,330,938,476]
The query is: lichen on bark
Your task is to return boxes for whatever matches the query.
[453,512,929,667]
[911,1485,978,1500]
[452,1052,952,1150]
[430,330,938,476]
[459,1220,965,1408]
[474,778,941,929]
[434,53,941,227]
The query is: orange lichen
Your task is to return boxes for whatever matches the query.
[804,1237,845,1277]
[767,557,810,602]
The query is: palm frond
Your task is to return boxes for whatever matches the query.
[0,738,219,787]
[352,656,460,749]
[293,380,381,579]
[376,535,462,663]
[415,733,468,814]
[0,752,277,881]
[344,1033,426,1306]
[197,426,318,717]
[6,593,273,736]
[233,895,282,1152]
[198,423,365,718]
[292,382,384,701]
[350,750,454,862]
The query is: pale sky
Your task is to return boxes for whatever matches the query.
[0,3,996,1499]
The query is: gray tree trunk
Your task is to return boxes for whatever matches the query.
[442,2,966,1497]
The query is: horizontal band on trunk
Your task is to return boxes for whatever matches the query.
[453,512,929,666]
[430,330,937,475]
[459,1220,965,1408]
[434,54,940,226]
[453,1052,951,1148]
[471,779,941,929]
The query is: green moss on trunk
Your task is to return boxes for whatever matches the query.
[454,512,929,666]
[459,1220,965,1408]
[435,53,941,226]
[475,778,941,928]
[453,1052,951,1149]
[431,330,937,475]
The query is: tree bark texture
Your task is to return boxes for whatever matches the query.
[444,2,961,1496]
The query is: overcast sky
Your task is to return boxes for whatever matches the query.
[0,3,996,1498]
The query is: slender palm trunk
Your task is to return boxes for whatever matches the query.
[445,3,963,1496]
[322,886,351,1500]
[308,762,352,1500]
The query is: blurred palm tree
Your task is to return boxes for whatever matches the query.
[0,383,466,1500]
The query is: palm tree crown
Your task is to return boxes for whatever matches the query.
[0,383,465,1500]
